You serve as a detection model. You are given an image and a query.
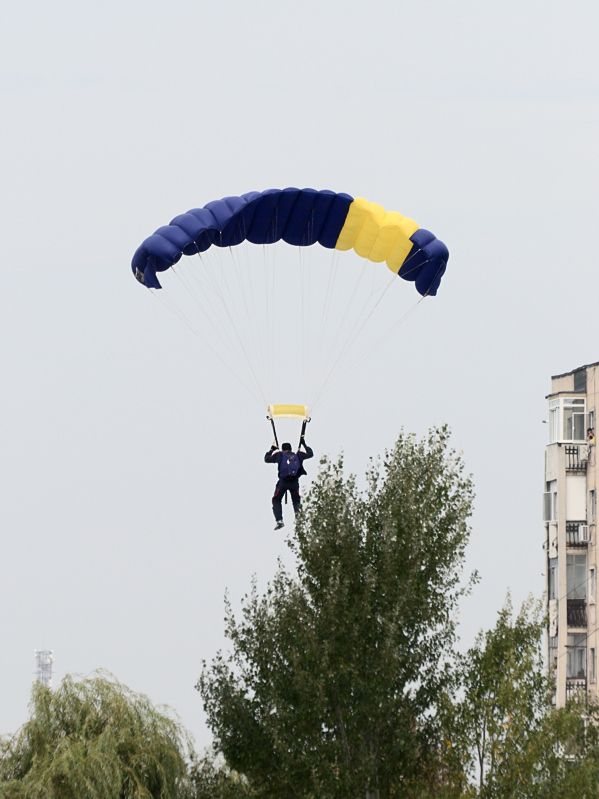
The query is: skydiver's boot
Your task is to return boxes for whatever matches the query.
[274,520,284,530]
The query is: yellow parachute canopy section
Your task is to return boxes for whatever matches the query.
[267,404,310,421]
[334,197,420,274]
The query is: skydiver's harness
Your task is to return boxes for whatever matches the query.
[267,404,311,503]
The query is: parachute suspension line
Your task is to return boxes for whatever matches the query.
[345,294,424,375]
[309,248,341,404]
[228,246,251,327]
[212,244,257,383]
[243,237,272,396]
[308,257,366,397]
[174,257,247,376]
[310,269,398,411]
[335,267,397,363]
[261,243,272,394]
[309,255,378,406]
[196,244,268,406]
[312,249,446,408]
[304,212,317,401]
[228,244,270,399]
[147,287,263,405]
[320,250,341,338]
[298,245,307,400]
[312,258,448,410]
[269,209,280,396]
[262,244,271,394]
[169,263,236,358]
[169,262,259,394]
[267,243,277,397]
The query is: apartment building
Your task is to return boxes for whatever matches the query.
[545,362,599,706]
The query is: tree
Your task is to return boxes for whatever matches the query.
[188,754,255,799]
[447,597,599,798]
[198,428,475,798]
[0,673,192,799]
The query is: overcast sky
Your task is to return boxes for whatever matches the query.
[1,0,598,747]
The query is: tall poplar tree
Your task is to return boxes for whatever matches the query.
[198,428,474,798]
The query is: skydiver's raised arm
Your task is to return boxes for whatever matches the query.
[264,445,281,463]
[300,443,313,460]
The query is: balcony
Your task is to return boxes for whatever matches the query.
[567,598,587,628]
[565,445,588,472]
[566,677,587,703]
[566,521,589,547]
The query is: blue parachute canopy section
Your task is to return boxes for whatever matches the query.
[131,188,448,296]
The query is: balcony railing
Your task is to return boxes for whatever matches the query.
[566,677,587,702]
[567,598,587,627]
[566,521,589,547]
[565,445,588,472]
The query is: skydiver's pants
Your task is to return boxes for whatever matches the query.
[272,479,301,522]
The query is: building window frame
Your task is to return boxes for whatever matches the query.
[549,397,587,443]
[567,633,587,679]
[548,557,558,600]
[549,399,559,444]
[567,553,588,600]
[563,397,586,442]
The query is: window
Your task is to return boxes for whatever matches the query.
[563,398,586,441]
[590,568,596,604]
[548,557,558,600]
[589,409,596,432]
[592,648,597,683]
[574,369,587,392]
[549,400,559,443]
[548,397,587,443]
[567,633,587,678]
[567,553,587,600]
[544,481,558,522]
[591,491,597,523]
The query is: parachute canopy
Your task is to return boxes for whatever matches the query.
[132,188,448,297]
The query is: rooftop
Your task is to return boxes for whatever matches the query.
[552,361,599,380]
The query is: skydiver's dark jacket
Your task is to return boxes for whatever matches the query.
[264,445,314,479]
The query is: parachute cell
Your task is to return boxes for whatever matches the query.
[131,188,448,297]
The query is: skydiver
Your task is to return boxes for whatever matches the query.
[264,437,314,530]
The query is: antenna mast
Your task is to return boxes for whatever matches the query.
[34,650,54,688]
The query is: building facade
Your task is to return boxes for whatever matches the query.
[545,362,599,706]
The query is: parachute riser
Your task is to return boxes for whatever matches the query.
[299,418,308,449]
[268,416,279,449]
[266,410,310,451]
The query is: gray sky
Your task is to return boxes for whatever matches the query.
[1,0,598,747]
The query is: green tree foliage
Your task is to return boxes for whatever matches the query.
[0,673,191,799]
[188,754,256,799]
[447,598,599,798]
[447,598,549,796]
[198,428,475,798]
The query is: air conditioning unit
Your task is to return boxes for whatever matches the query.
[579,524,590,543]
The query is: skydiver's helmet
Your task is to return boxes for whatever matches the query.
[281,442,292,452]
